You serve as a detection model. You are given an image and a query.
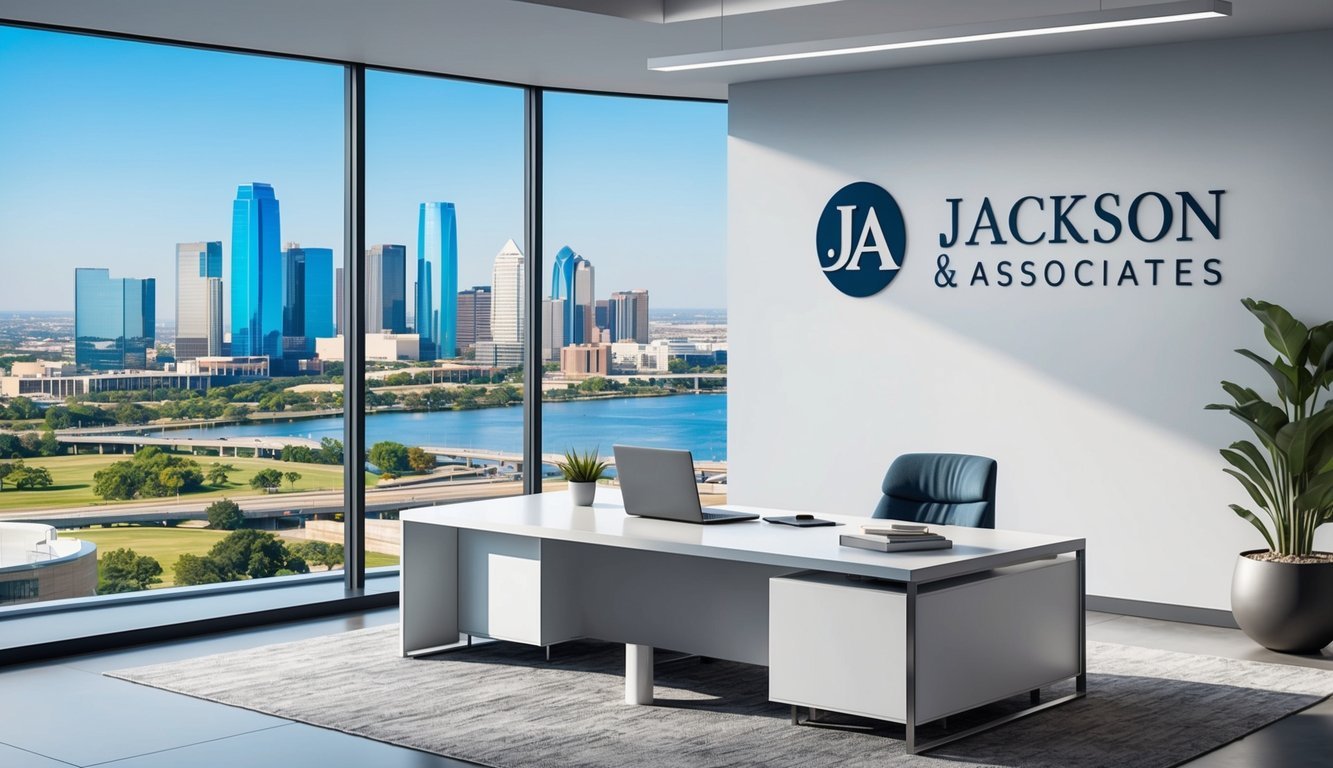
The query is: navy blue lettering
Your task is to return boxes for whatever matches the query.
[1008,196,1046,245]
[996,261,1014,287]
[940,198,963,248]
[1074,260,1095,286]
[1129,192,1174,243]
[1203,258,1223,286]
[1093,193,1122,243]
[1177,190,1224,241]
[966,198,1008,246]
[1050,195,1088,244]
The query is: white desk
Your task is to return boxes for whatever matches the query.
[399,490,1086,753]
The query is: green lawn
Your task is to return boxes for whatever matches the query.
[0,454,375,512]
[66,526,398,588]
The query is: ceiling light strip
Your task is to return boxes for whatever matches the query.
[648,0,1232,72]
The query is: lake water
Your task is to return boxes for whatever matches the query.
[157,393,728,462]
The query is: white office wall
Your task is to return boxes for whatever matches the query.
[727,30,1333,611]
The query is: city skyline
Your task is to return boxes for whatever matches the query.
[0,26,726,316]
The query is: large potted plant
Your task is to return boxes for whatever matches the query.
[1208,298,1333,653]
[556,447,608,506]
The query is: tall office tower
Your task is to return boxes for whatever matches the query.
[550,245,594,345]
[594,300,609,332]
[366,244,407,334]
[456,286,493,352]
[205,277,224,356]
[282,245,335,357]
[74,268,156,371]
[231,182,282,360]
[416,202,458,359]
[174,241,223,361]
[609,289,650,344]
[334,267,344,336]
[540,298,565,362]
[490,239,525,345]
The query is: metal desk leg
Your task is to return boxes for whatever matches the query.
[626,644,654,705]
[905,581,918,754]
[1076,547,1087,694]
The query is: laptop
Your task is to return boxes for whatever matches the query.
[613,445,758,524]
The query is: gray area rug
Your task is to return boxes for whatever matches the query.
[108,626,1333,768]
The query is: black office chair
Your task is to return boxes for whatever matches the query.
[872,453,997,529]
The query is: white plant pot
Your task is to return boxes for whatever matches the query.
[569,481,597,506]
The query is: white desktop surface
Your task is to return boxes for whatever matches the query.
[400,489,1082,583]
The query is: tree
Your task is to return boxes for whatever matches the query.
[283,471,301,490]
[97,548,163,594]
[173,553,227,586]
[290,540,345,571]
[317,437,343,465]
[249,468,284,492]
[369,441,411,474]
[206,498,244,530]
[407,447,435,474]
[93,461,142,500]
[158,467,185,497]
[10,462,53,490]
[0,462,11,491]
[577,376,608,393]
[206,462,237,486]
[207,529,309,580]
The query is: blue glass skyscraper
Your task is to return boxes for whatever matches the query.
[282,245,334,357]
[551,245,594,345]
[74,268,156,371]
[416,202,458,359]
[231,183,282,360]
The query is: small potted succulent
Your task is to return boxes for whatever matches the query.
[557,447,609,506]
[1207,298,1333,653]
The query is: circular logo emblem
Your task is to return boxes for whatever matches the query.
[815,182,907,297]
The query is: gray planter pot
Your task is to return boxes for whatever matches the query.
[569,481,597,506]
[1231,550,1333,654]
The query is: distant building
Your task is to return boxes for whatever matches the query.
[561,343,611,378]
[473,341,524,369]
[551,245,594,345]
[595,299,609,331]
[491,239,525,347]
[456,286,493,353]
[231,182,283,360]
[315,334,419,362]
[2,358,266,398]
[367,244,407,334]
[609,340,670,374]
[74,268,155,371]
[541,298,565,362]
[283,244,335,359]
[175,241,223,361]
[609,289,650,344]
[0,523,97,606]
[417,202,458,359]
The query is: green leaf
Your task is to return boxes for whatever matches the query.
[1309,321,1333,380]
[1220,448,1276,508]
[1243,298,1309,367]
[1230,504,1276,551]
[1229,440,1275,487]
[1220,380,1263,406]
[1223,468,1272,512]
[1235,349,1298,404]
[1208,399,1288,449]
[1275,407,1333,475]
[1294,473,1333,513]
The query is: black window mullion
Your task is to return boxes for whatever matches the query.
[343,63,367,591]
[522,87,544,495]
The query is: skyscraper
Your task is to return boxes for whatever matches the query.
[609,289,650,344]
[74,268,155,371]
[282,244,335,357]
[174,241,223,361]
[456,286,493,353]
[476,240,525,369]
[367,244,407,334]
[205,277,224,357]
[416,202,458,359]
[551,245,594,345]
[231,182,282,360]
[541,298,565,362]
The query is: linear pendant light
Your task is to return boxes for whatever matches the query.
[648,0,1232,72]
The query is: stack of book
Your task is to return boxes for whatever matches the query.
[839,522,953,552]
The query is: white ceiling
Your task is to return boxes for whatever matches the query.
[2,0,1332,99]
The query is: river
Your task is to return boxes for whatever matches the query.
[155,393,728,462]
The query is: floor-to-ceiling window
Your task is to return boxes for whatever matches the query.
[361,70,526,531]
[540,92,727,498]
[0,26,348,602]
[0,23,728,614]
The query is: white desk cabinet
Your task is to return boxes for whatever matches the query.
[770,558,1081,725]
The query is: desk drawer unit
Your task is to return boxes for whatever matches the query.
[770,557,1080,724]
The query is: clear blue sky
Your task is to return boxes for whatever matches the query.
[0,25,726,319]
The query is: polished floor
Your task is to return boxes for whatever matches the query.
[0,609,1329,767]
